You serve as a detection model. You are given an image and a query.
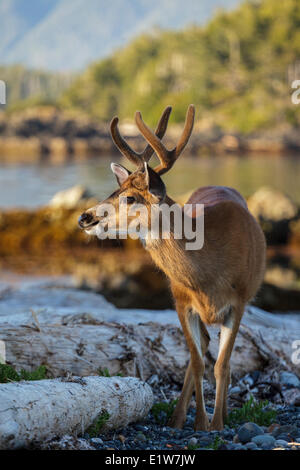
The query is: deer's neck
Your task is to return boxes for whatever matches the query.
[145,196,204,290]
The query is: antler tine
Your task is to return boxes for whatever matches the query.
[174,104,195,158]
[135,104,195,175]
[142,106,172,162]
[110,117,142,167]
[110,106,172,169]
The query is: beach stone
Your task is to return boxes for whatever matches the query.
[90,437,103,445]
[251,434,276,448]
[272,424,298,439]
[245,442,258,450]
[238,422,264,443]
[280,372,300,389]
[275,439,289,448]
[188,437,198,447]
[198,437,213,447]
[49,185,96,209]
[247,187,298,222]
[231,443,245,450]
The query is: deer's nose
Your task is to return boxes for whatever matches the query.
[78,212,94,228]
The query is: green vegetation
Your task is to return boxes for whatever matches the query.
[0,364,48,383]
[0,64,73,112]
[206,435,226,450]
[98,367,123,377]
[60,0,300,133]
[151,400,178,425]
[226,396,277,427]
[87,410,110,437]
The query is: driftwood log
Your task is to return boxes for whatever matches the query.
[0,282,299,382]
[1,309,299,383]
[0,376,153,450]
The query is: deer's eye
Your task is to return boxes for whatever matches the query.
[126,196,136,204]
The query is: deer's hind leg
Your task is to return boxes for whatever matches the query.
[210,304,243,430]
[170,304,210,430]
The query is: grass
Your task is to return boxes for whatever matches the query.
[0,364,48,383]
[87,410,110,437]
[151,400,178,425]
[206,435,226,450]
[187,435,226,450]
[98,367,123,377]
[226,395,277,427]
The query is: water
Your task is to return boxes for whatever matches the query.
[0,154,300,208]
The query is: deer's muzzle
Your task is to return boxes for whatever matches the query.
[78,212,99,229]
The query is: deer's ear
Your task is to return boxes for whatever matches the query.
[111,163,131,186]
[144,164,166,202]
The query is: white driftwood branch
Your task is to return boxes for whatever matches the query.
[0,376,153,450]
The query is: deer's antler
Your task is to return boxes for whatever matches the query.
[110,106,172,169]
[135,104,195,175]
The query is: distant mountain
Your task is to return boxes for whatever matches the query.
[0,0,240,71]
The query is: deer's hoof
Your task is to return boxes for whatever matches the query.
[194,415,209,431]
[168,415,185,429]
[209,420,224,431]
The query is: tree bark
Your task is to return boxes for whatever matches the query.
[0,376,153,450]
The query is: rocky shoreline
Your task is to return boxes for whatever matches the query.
[42,371,300,451]
[0,185,300,312]
[1,108,300,162]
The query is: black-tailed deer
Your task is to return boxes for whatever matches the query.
[79,105,266,430]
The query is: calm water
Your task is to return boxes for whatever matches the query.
[0,154,300,208]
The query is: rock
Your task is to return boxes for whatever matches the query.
[231,443,245,450]
[229,386,241,395]
[272,425,298,440]
[241,373,255,387]
[42,435,95,450]
[188,437,198,448]
[255,282,300,312]
[245,442,258,450]
[275,439,288,448]
[248,187,298,222]
[268,423,280,434]
[280,372,300,389]
[283,388,300,406]
[135,433,147,442]
[238,422,264,443]
[198,437,213,447]
[247,186,299,245]
[290,218,300,246]
[49,185,96,209]
[90,437,103,445]
[148,375,159,386]
[251,434,276,449]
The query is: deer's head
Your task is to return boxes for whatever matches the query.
[78,105,195,239]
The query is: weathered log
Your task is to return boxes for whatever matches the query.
[0,283,299,382]
[1,321,189,383]
[1,309,299,383]
[0,376,153,450]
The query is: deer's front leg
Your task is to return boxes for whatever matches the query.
[172,306,209,431]
[168,360,194,429]
[210,305,243,430]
